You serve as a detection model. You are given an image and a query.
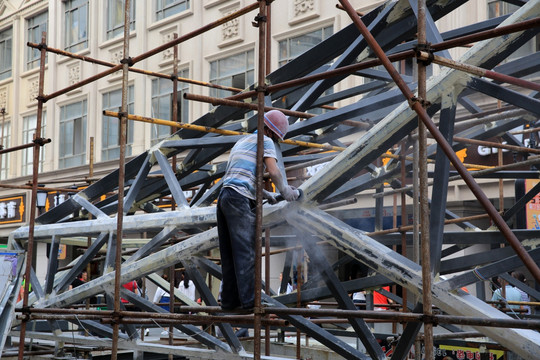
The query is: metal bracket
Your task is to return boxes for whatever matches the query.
[252,14,267,27]
[414,43,434,66]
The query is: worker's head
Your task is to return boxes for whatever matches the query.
[263,110,288,141]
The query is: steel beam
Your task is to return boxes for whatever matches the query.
[286,206,540,359]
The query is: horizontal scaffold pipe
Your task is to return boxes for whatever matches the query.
[225,17,540,102]
[26,42,241,93]
[416,51,540,92]
[104,110,490,170]
[18,306,540,330]
[103,110,344,152]
[40,2,260,101]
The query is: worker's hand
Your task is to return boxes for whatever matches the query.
[281,185,299,202]
[263,190,279,205]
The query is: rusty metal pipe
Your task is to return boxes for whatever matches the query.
[18,31,47,360]
[104,109,344,152]
[17,306,540,329]
[0,139,50,155]
[111,1,131,358]
[101,318,289,327]
[131,3,259,65]
[368,212,497,236]
[253,2,268,359]
[453,136,540,154]
[430,17,540,53]
[42,3,259,102]
[417,0,434,355]
[265,307,540,330]
[184,92,314,118]
[0,108,5,174]
[417,51,540,92]
[225,17,540,102]
[26,42,241,93]
[511,126,540,135]
[25,313,288,327]
[374,154,540,198]
[340,0,540,283]
[106,109,491,170]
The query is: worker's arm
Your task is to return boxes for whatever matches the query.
[264,157,298,201]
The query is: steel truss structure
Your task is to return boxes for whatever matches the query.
[3,0,540,359]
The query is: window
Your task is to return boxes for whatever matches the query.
[0,28,12,80]
[22,113,46,176]
[278,26,333,67]
[488,1,538,61]
[209,50,254,119]
[59,100,87,168]
[155,0,189,21]
[102,86,134,161]
[150,69,190,145]
[0,121,9,180]
[279,27,334,115]
[26,12,48,70]
[64,0,88,52]
[106,0,136,40]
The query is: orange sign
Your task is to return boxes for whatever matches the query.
[0,194,26,225]
[525,179,540,229]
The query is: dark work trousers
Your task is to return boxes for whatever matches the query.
[217,187,256,310]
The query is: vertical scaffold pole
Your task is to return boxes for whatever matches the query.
[18,31,47,360]
[254,1,268,359]
[111,0,131,358]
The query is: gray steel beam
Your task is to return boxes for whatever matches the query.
[302,237,386,360]
[16,331,289,360]
[390,303,423,360]
[429,92,458,275]
[500,272,540,302]
[44,235,59,295]
[35,228,219,308]
[123,153,152,213]
[11,207,217,239]
[183,260,242,353]
[126,226,177,263]
[262,295,370,360]
[440,247,540,292]
[468,78,540,117]
[54,232,108,293]
[286,206,540,359]
[440,242,540,274]
[153,149,189,209]
[503,180,540,222]
[120,288,232,352]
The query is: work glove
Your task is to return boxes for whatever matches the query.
[263,190,279,205]
[280,185,300,202]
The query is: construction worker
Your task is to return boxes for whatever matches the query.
[217,110,299,312]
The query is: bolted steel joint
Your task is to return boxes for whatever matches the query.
[36,95,48,103]
[120,56,134,66]
[255,85,269,95]
[414,43,434,66]
[33,137,51,146]
[252,14,267,28]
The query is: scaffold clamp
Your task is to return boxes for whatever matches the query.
[414,43,434,66]
[252,14,267,27]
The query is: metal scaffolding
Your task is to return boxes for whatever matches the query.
[3,0,540,359]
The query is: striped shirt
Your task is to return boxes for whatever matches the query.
[222,133,277,200]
